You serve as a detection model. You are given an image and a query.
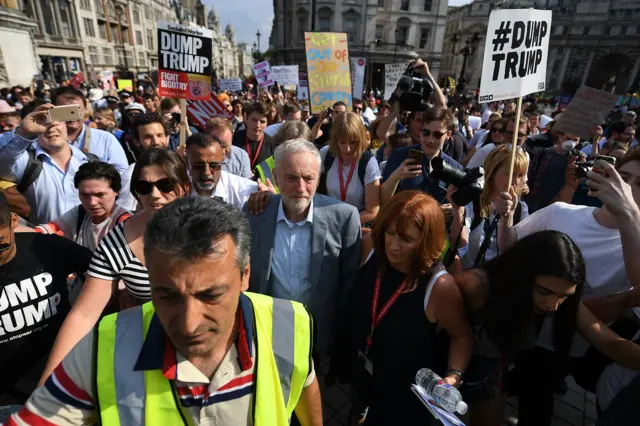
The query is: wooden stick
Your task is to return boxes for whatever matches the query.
[179,98,187,148]
[505,96,523,227]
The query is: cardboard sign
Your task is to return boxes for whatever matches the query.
[253,61,274,87]
[554,86,618,139]
[304,32,352,114]
[219,78,242,91]
[186,97,233,129]
[479,9,552,103]
[271,65,299,86]
[117,79,133,91]
[157,21,213,101]
[100,70,114,90]
[350,57,366,101]
[298,80,309,100]
[384,63,406,100]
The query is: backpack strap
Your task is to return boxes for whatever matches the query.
[357,150,373,188]
[470,200,483,231]
[76,205,87,235]
[116,212,132,224]
[82,126,92,155]
[17,146,43,194]
[317,151,335,196]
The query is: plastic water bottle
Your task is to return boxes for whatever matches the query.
[415,368,468,415]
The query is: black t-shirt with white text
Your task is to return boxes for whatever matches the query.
[0,233,92,404]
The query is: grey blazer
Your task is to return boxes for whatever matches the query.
[244,193,362,356]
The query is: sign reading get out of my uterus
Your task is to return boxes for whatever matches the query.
[304,32,352,114]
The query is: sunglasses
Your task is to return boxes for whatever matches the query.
[353,106,363,112]
[134,178,177,195]
[421,128,447,139]
[505,131,528,139]
[191,162,223,172]
[491,127,505,133]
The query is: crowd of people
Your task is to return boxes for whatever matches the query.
[0,57,639,426]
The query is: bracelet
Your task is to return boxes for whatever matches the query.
[447,368,464,380]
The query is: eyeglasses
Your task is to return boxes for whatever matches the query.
[223,104,231,108]
[191,162,223,172]
[421,128,447,139]
[505,131,528,139]
[134,178,177,195]
[491,127,506,133]
[353,106,363,112]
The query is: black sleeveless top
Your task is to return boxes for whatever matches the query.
[344,253,446,426]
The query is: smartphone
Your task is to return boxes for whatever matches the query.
[48,105,82,122]
[594,155,616,176]
[408,149,424,165]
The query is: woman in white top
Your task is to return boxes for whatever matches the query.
[319,112,382,225]
[39,149,191,386]
[449,146,529,270]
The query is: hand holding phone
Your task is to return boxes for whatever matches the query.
[594,155,616,177]
[408,149,424,165]
[48,105,82,123]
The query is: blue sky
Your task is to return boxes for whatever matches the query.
[205,0,473,46]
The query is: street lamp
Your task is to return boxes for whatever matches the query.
[256,30,262,54]
[451,31,480,92]
[113,2,129,71]
[394,28,400,63]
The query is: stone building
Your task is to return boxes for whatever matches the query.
[237,43,254,78]
[442,0,640,95]
[270,0,449,92]
[0,0,40,87]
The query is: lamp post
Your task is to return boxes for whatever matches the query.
[393,28,400,62]
[113,2,128,72]
[256,30,262,55]
[451,31,480,93]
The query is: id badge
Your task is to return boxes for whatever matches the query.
[358,350,373,375]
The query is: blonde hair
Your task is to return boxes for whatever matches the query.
[93,107,117,126]
[329,112,368,159]
[205,117,233,134]
[480,145,529,218]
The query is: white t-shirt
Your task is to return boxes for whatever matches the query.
[466,143,530,187]
[320,146,381,211]
[211,170,258,210]
[38,204,131,251]
[596,330,640,411]
[264,121,285,137]
[117,163,138,212]
[513,202,636,355]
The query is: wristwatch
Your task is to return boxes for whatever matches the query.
[447,367,464,386]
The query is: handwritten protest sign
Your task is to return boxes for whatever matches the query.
[384,63,407,100]
[157,21,212,101]
[350,57,366,100]
[298,80,309,100]
[305,32,352,114]
[253,61,274,87]
[100,70,114,90]
[219,78,242,91]
[271,65,299,86]
[479,9,552,103]
[554,86,618,139]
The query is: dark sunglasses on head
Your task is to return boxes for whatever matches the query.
[134,178,177,195]
[191,162,223,172]
[491,127,506,133]
[421,128,447,139]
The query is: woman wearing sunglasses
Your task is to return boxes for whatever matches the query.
[39,148,190,386]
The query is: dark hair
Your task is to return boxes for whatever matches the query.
[142,93,155,101]
[20,99,48,119]
[160,97,180,112]
[421,107,455,130]
[333,101,347,109]
[282,101,301,117]
[608,121,635,138]
[132,112,166,141]
[387,133,412,150]
[51,86,86,105]
[245,101,269,117]
[143,196,251,273]
[231,99,243,108]
[73,161,122,192]
[0,192,11,227]
[408,104,428,121]
[186,133,220,150]
[130,149,190,202]
[353,98,363,105]
[617,145,640,169]
[480,230,585,359]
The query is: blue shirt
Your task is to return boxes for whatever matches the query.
[223,145,252,178]
[169,127,199,151]
[270,199,313,305]
[71,125,128,174]
[0,131,94,224]
[381,144,463,204]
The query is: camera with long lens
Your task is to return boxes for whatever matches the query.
[575,161,593,178]
[388,61,435,111]
[431,157,483,206]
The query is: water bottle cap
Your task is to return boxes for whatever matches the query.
[456,401,468,415]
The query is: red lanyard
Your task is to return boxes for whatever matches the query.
[338,156,357,202]
[246,132,265,168]
[367,272,408,350]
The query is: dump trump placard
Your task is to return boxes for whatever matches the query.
[305,32,352,114]
[479,9,551,103]
[157,21,212,101]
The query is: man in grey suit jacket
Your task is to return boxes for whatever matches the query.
[244,139,361,356]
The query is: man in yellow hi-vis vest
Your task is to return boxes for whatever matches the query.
[6,197,322,426]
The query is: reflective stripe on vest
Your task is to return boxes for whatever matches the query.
[95,292,311,425]
[255,156,280,194]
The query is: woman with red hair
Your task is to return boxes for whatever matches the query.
[331,190,473,425]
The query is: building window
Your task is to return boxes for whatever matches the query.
[94,0,103,14]
[122,27,130,44]
[103,47,113,65]
[150,58,157,68]
[138,52,146,67]
[318,9,332,31]
[58,0,75,38]
[136,30,143,45]
[146,29,154,50]
[89,46,99,64]
[344,17,357,43]
[117,49,126,66]
[424,0,432,11]
[419,27,430,49]
[80,0,92,11]
[143,4,151,20]
[83,18,95,38]
[378,0,384,6]
[621,25,628,35]
[98,21,107,39]
[400,0,410,11]
[582,27,589,36]
[375,24,384,39]
[396,25,409,45]
[133,7,140,24]
[604,26,611,35]
[298,16,307,40]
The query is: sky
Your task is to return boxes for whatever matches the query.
[205,0,473,46]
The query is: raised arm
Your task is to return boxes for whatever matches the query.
[412,58,446,108]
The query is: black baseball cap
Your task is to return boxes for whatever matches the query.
[105,96,119,103]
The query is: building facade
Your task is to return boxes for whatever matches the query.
[270,0,448,93]
[442,0,640,95]
[0,0,40,87]
[237,43,254,78]
[207,9,241,79]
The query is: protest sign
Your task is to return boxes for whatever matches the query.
[219,78,242,91]
[157,21,213,101]
[558,94,573,110]
[304,32,352,114]
[271,65,299,86]
[70,72,84,89]
[117,79,133,91]
[554,86,618,139]
[298,80,309,100]
[350,57,366,100]
[186,97,233,129]
[384,63,406,100]
[479,9,552,103]
[100,70,114,90]
[253,61,274,87]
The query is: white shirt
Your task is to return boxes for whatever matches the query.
[117,163,138,213]
[264,122,285,137]
[481,108,494,125]
[211,170,258,210]
[466,143,530,187]
[319,146,381,211]
[596,330,640,411]
[513,202,637,355]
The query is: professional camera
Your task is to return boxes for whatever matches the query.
[431,157,483,206]
[575,161,594,178]
[389,61,434,112]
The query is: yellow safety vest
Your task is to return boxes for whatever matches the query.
[254,156,280,194]
[95,292,312,425]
